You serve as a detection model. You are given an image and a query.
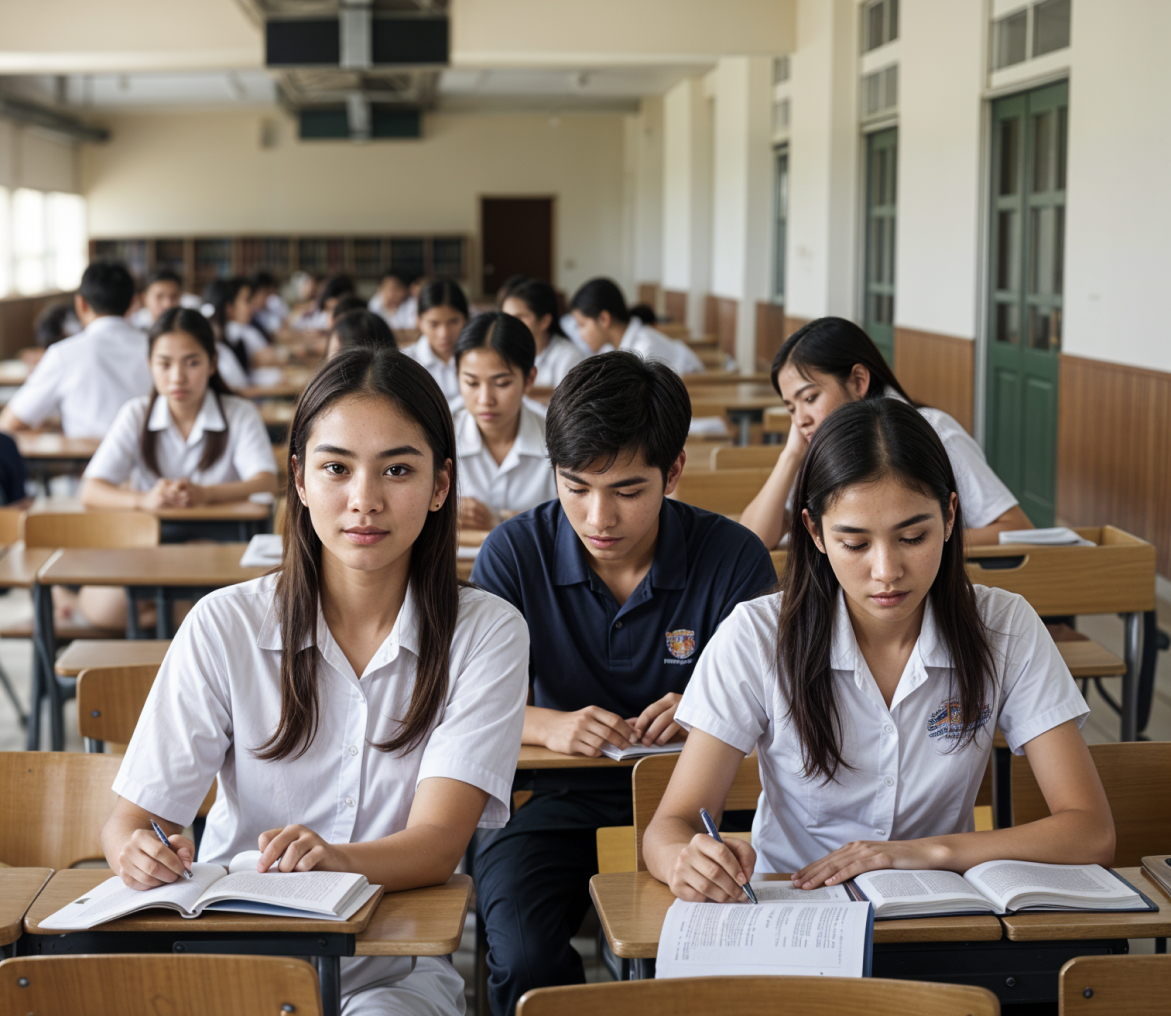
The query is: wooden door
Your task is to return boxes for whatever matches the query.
[985,81,1067,526]
[480,197,554,297]
[864,127,897,364]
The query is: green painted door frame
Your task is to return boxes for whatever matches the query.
[864,126,898,364]
[985,80,1067,526]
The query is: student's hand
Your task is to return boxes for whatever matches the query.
[171,480,208,507]
[667,832,757,903]
[781,414,809,464]
[459,498,498,532]
[114,827,196,890]
[257,825,344,874]
[793,838,951,889]
[630,692,684,746]
[139,480,176,511]
[543,706,639,757]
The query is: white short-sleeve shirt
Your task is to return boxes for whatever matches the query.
[454,404,555,517]
[603,319,705,374]
[83,391,277,491]
[369,294,418,330]
[401,335,462,408]
[675,585,1089,874]
[7,316,153,438]
[226,320,269,362]
[214,342,251,391]
[533,337,586,388]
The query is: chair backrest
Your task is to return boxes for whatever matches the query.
[23,511,160,549]
[1059,954,1171,1015]
[0,751,122,868]
[709,445,783,470]
[670,467,775,515]
[1012,741,1171,866]
[0,954,323,1016]
[517,976,1000,1016]
[632,753,762,872]
[0,506,22,545]
[77,663,161,747]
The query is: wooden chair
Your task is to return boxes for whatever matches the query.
[0,954,323,1016]
[709,445,783,470]
[517,976,1000,1016]
[670,467,774,515]
[0,751,121,868]
[1012,741,1171,866]
[1059,954,1170,1015]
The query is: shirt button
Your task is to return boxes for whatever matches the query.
[884,724,894,734]
[344,797,355,807]
[884,776,894,787]
[614,621,623,629]
[348,745,358,756]
[876,829,886,836]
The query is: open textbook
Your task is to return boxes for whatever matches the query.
[656,882,873,979]
[600,741,684,762]
[850,860,1154,918]
[39,851,380,930]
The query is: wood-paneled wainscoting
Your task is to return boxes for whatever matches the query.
[703,295,738,356]
[754,302,786,373]
[894,327,975,434]
[1058,353,1171,577]
[636,283,660,312]
[662,289,687,326]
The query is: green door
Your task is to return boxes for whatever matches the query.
[985,81,1067,526]
[864,127,897,363]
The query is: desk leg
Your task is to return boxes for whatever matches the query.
[992,744,1012,829]
[1121,610,1143,742]
[125,587,143,640]
[28,582,58,751]
[629,958,654,980]
[317,955,342,1016]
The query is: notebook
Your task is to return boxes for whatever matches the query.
[240,533,283,567]
[599,741,685,762]
[999,527,1095,547]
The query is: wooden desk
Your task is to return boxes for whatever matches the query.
[54,638,171,677]
[686,384,784,445]
[242,367,313,400]
[516,745,637,770]
[354,873,473,956]
[683,371,772,386]
[16,433,101,491]
[763,405,790,436]
[260,400,296,427]
[24,869,383,1016]
[0,868,52,954]
[28,496,273,542]
[0,543,54,589]
[0,359,30,388]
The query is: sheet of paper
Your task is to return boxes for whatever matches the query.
[39,865,224,930]
[750,880,851,903]
[240,534,282,567]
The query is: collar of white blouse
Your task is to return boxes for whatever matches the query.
[147,388,227,446]
[455,404,546,471]
[255,580,421,682]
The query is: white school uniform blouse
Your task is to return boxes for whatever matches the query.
[214,342,251,391]
[7,315,153,438]
[533,336,586,388]
[597,319,704,374]
[454,404,556,517]
[675,586,1089,874]
[401,335,462,407]
[226,320,269,363]
[113,574,529,993]
[369,294,418,330]
[83,391,276,491]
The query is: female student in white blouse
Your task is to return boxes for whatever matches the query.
[101,345,530,1015]
[644,399,1114,902]
[401,280,469,409]
[501,278,585,388]
[739,317,1033,549]
[453,311,556,531]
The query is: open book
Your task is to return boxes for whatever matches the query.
[600,741,684,762]
[851,861,1154,918]
[39,851,380,930]
[656,885,873,979]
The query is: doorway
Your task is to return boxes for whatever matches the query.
[480,197,554,299]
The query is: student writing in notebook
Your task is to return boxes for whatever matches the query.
[740,317,1032,549]
[0,261,152,439]
[101,345,529,1015]
[401,279,469,410]
[452,311,555,531]
[643,399,1114,904]
[471,352,775,1016]
[501,278,586,388]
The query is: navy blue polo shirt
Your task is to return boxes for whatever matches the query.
[471,497,776,795]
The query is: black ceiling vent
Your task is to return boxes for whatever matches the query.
[267,16,447,67]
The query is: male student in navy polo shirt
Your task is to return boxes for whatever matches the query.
[471,351,775,1015]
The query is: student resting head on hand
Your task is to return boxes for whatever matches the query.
[326,308,398,359]
[739,317,1033,550]
[501,278,586,389]
[644,398,1114,904]
[400,279,470,409]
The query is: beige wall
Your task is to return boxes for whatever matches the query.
[0,118,78,192]
[81,108,628,296]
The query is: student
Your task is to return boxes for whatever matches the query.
[129,268,183,331]
[34,300,80,349]
[452,311,555,531]
[401,280,469,409]
[325,309,398,359]
[501,278,586,388]
[331,294,368,325]
[250,270,288,335]
[100,344,529,1015]
[569,278,704,375]
[740,317,1032,549]
[369,270,418,330]
[294,273,356,332]
[0,261,152,439]
[471,351,776,1016]
[204,277,268,384]
[644,398,1114,902]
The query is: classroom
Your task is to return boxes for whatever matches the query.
[0,1,1169,1014]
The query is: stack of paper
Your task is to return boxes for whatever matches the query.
[999,527,1095,547]
[240,534,283,568]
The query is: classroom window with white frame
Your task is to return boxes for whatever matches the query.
[0,187,87,298]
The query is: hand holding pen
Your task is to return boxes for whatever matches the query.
[151,819,194,880]
[700,808,758,904]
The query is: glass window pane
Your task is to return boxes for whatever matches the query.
[1033,0,1071,56]
[999,118,1020,195]
[996,302,1019,344]
[47,193,87,292]
[1053,204,1064,295]
[1055,105,1068,190]
[996,210,1018,292]
[1032,111,1053,192]
[12,189,46,296]
[1029,305,1053,350]
[889,0,899,42]
[995,11,1028,69]
[773,150,787,301]
[867,2,884,51]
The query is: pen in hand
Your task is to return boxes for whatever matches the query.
[150,819,193,880]
[699,807,757,904]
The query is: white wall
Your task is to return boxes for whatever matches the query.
[80,108,628,296]
[0,119,78,192]
[628,97,664,287]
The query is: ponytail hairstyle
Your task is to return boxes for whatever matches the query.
[204,276,251,373]
[417,279,470,322]
[504,278,567,340]
[454,311,537,375]
[256,345,460,763]
[141,308,232,476]
[778,398,996,782]
[771,317,918,406]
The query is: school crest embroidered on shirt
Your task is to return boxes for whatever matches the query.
[926,699,992,740]
[665,629,697,660]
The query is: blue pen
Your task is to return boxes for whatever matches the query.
[151,819,193,880]
[699,807,757,904]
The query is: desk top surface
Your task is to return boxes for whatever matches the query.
[15,433,101,459]
[28,496,272,522]
[589,870,1005,958]
[686,384,783,411]
[0,544,55,588]
[354,874,473,956]
[39,544,268,587]
[0,868,53,946]
[54,638,172,676]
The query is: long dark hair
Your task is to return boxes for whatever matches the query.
[256,345,460,762]
[454,311,537,374]
[771,317,917,406]
[778,399,996,782]
[204,277,251,372]
[417,279,470,320]
[504,278,567,339]
[332,309,397,352]
[141,308,232,477]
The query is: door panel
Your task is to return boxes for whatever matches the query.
[480,197,554,298]
[864,128,897,364]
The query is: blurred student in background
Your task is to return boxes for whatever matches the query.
[369,270,418,330]
[401,280,469,410]
[326,309,398,359]
[502,279,585,389]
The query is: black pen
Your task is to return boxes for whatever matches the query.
[700,807,757,904]
[151,819,193,879]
